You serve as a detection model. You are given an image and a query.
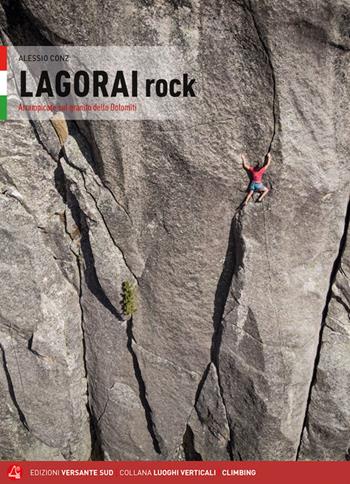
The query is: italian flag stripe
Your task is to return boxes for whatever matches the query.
[0,46,7,120]
[0,71,7,95]
[0,96,7,120]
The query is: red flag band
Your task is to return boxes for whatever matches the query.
[0,45,7,71]
[1,461,349,484]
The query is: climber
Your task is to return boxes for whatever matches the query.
[240,152,272,207]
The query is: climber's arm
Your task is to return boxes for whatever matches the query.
[264,152,272,169]
[241,153,250,171]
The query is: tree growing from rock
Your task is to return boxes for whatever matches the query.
[122,281,137,318]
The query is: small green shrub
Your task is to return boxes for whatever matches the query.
[122,281,137,317]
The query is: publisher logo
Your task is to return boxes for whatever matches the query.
[7,465,22,480]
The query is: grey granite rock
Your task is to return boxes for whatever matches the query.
[187,363,231,460]
[0,118,90,459]
[299,213,350,461]
[60,134,158,460]
[0,0,349,461]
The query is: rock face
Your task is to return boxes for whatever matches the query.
[299,211,350,461]
[0,117,90,460]
[0,0,349,461]
[187,363,231,460]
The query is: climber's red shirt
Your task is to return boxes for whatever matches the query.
[248,165,266,183]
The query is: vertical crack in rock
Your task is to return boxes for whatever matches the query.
[54,157,111,458]
[296,199,350,459]
[73,239,103,460]
[0,344,29,430]
[54,145,147,456]
[29,115,106,457]
[57,166,123,321]
[208,213,245,458]
[54,137,145,457]
[79,169,138,283]
[193,363,211,406]
[53,160,102,459]
[211,214,245,366]
[73,122,132,223]
[187,361,232,460]
[57,147,138,283]
[247,0,277,153]
[126,318,162,455]
[54,141,157,457]
[76,260,102,460]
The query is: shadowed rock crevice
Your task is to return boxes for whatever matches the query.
[211,213,245,367]
[53,148,151,459]
[0,344,29,430]
[247,0,278,153]
[74,247,103,461]
[193,363,211,407]
[63,179,123,321]
[88,408,104,461]
[53,154,123,459]
[296,198,350,460]
[53,162,104,459]
[1,0,49,45]
[126,318,162,455]
[208,213,245,458]
[58,144,138,282]
[1,0,71,45]
[182,425,203,461]
[79,173,138,282]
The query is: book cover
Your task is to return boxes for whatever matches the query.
[0,0,349,482]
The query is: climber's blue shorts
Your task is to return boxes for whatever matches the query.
[249,182,265,192]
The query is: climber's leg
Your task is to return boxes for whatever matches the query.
[257,186,269,202]
[243,190,254,207]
